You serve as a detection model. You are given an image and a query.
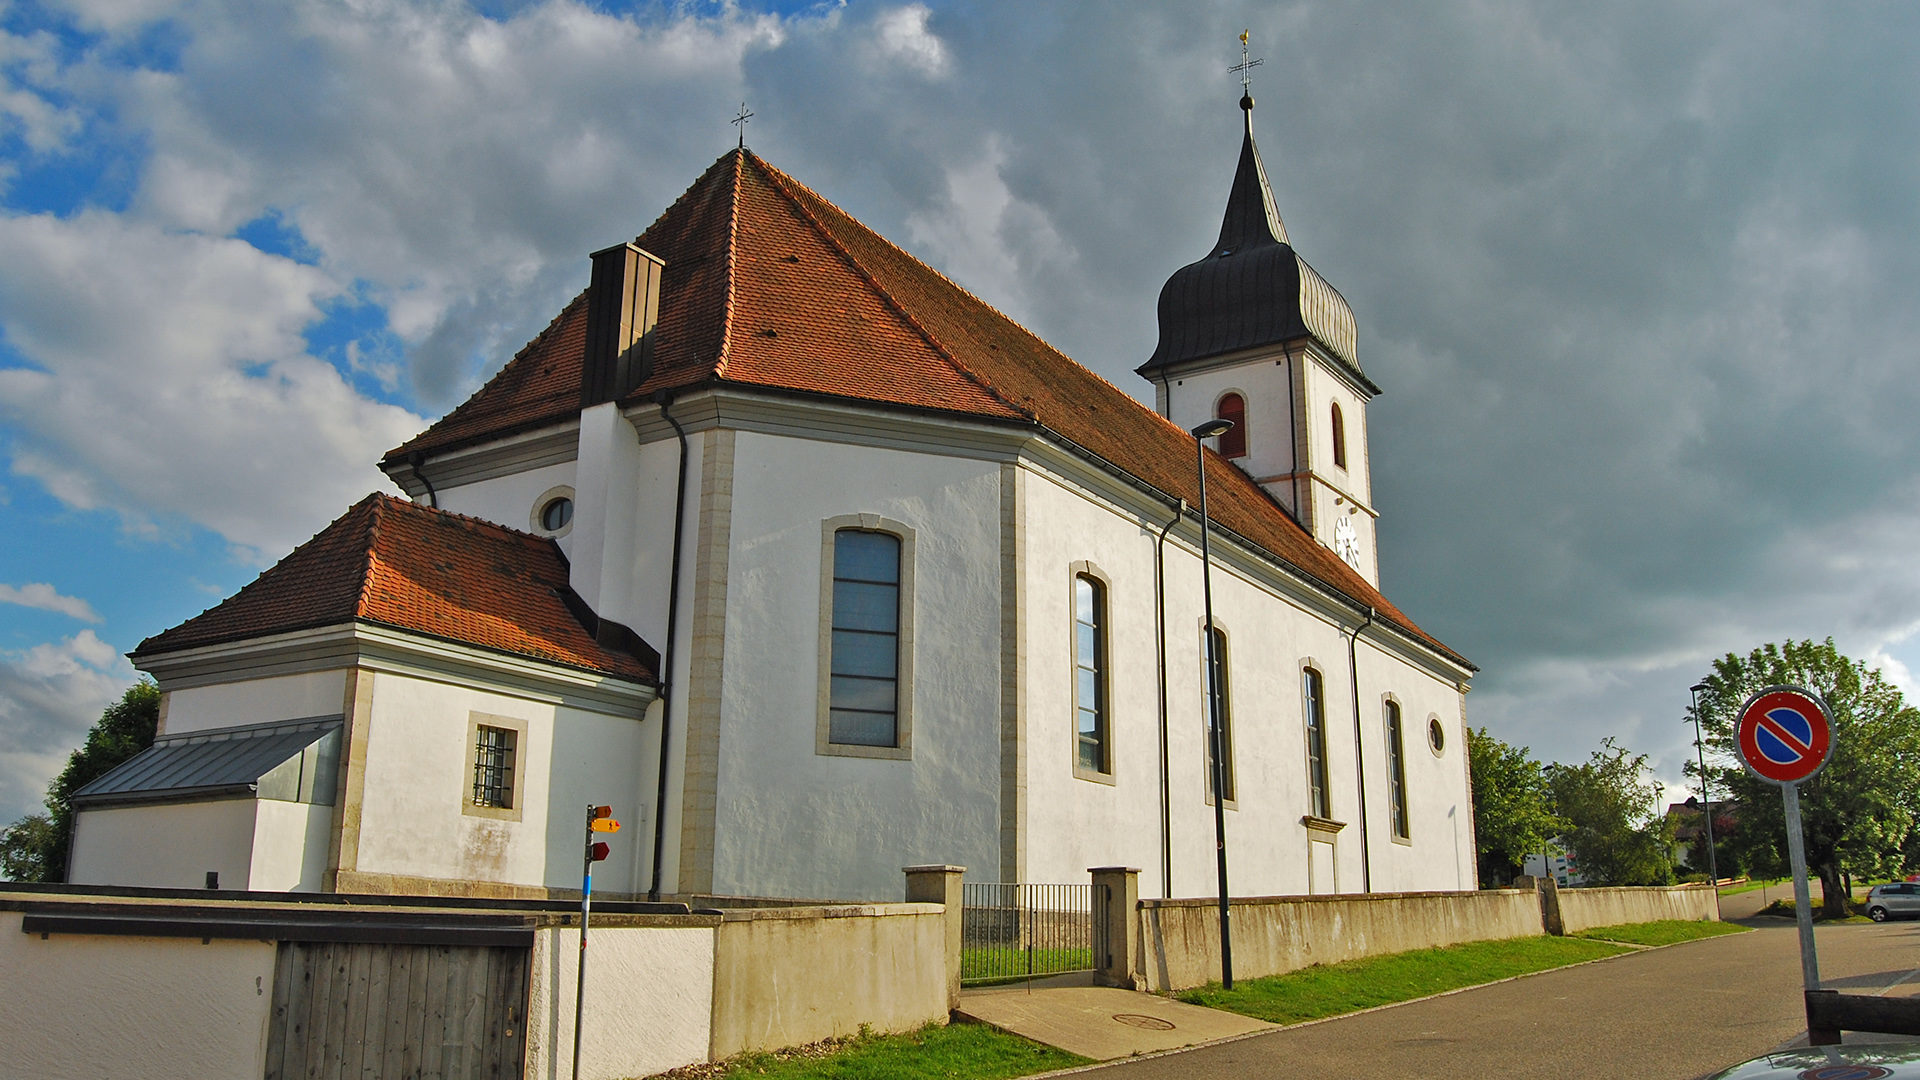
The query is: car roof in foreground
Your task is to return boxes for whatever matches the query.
[1707,1042,1920,1079]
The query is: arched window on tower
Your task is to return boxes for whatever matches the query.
[1216,393,1247,458]
[1330,402,1347,470]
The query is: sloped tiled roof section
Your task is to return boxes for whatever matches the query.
[380,149,1466,670]
[134,494,656,683]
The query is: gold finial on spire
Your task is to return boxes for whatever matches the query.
[1229,29,1263,102]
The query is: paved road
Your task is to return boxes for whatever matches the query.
[1080,920,1920,1080]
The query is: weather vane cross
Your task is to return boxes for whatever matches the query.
[1229,29,1263,94]
[732,102,754,149]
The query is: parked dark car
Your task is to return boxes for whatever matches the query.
[1865,882,1920,922]
[1707,1043,1920,1078]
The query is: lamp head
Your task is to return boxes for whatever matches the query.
[1191,418,1235,440]
[1690,682,1709,694]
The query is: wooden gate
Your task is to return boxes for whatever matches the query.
[264,940,530,1080]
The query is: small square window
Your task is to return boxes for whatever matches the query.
[472,725,516,809]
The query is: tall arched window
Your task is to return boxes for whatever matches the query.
[1074,574,1109,774]
[1216,393,1247,458]
[1304,667,1330,818]
[828,529,901,747]
[1330,402,1347,470]
[1203,626,1235,801]
[1386,699,1410,839]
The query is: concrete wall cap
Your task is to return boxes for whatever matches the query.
[901,865,965,873]
[1138,888,1532,909]
[718,902,943,922]
[1088,866,1142,874]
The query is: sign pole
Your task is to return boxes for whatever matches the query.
[573,805,594,1080]
[1782,783,1821,994]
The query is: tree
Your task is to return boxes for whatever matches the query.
[0,680,160,883]
[1468,727,1564,885]
[1693,639,1920,917]
[1549,737,1676,886]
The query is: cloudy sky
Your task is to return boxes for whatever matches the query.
[1,0,1916,831]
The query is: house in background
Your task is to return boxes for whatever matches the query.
[71,96,1478,903]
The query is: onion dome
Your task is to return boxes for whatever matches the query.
[1139,96,1370,391]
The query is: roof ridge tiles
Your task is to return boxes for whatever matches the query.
[712,149,746,380]
[354,494,384,620]
[743,152,1031,421]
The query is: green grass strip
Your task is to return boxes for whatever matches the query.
[1718,878,1786,897]
[1177,935,1629,1026]
[688,1022,1088,1080]
[1573,920,1751,946]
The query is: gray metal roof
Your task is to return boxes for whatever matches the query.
[72,716,342,806]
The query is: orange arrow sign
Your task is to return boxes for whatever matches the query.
[590,818,621,833]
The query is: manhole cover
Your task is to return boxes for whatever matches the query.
[1112,1013,1176,1031]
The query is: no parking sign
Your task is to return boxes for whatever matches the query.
[1736,686,1834,786]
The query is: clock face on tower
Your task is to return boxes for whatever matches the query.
[1334,514,1363,570]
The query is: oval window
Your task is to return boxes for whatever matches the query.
[540,497,574,533]
[1427,717,1447,756]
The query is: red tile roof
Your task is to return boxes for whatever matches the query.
[384,150,1468,669]
[134,494,656,683]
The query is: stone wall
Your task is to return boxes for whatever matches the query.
[1554,883,1717,933]
[1135,888,1543,992]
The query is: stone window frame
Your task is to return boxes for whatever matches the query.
[1301,658,1333,820]
[530,484,577,539]
[816,514,916,761]
[1383,693,1412,843]
[1427,715,1448,757]
[1199,617,1237,808]
[463,712,528,822]
[1069,561,1115,785]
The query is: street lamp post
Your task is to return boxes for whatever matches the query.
[1191,418,1235,989]
[1689,681,1721,911]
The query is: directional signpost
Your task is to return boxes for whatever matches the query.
[1734,686,1835,1041]
[573,804,618,1080]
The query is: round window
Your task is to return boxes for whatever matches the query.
[1427,717,1447,756]
[539,497,573,533]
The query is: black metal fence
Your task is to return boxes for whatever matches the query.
[961,881,1108,986]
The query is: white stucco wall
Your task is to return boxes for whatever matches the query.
[1018,464,1472,899]
[431,459,578,547]
[164,670,349,735]
[70,798,259,890]
[1158,352,1300,500]
[0,910,276,1080]
[707,431,1004,901]
[250,799,334,891]
[525,924,715,1080]
[354,671,656,893]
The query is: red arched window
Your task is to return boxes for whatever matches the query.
[1216,394,1247,458]
[1331,402,1347,469]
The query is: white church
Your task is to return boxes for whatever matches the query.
[68,97,1479,904]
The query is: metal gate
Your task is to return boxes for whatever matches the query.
[961,881,1109,986]
[263,940,529,1079]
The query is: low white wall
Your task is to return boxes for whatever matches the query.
[251,800,333,891]
[70,799,258,890]
[1557,884,1717,933]
[525,920,719,1080]
[0,910,276,1080]
[1136,888,1543,992]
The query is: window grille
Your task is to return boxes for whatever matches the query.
[1386,700,1410,839]
[1204,627,1235,800]
[472,725,516,809]
[1305,667,1329,817]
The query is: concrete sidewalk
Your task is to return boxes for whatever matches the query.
[956,985,1274,1061]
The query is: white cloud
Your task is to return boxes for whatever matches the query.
[904,135,1074,328]
[870,4,949,79]
[0,210,424,560]
[0,583,101,622]
[0,630,136,824]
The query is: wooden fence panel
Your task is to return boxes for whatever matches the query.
[264,941,528,1080]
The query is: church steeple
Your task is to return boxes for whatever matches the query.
[1138,94,1362,379]
[1138,82,1384,587]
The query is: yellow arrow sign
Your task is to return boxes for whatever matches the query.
[590,818,621,834]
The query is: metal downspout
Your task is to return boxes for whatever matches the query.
[1152,498,1187,899]
[409,451,438,509]
[647,393,692,902]
[1347,605,1377,893]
